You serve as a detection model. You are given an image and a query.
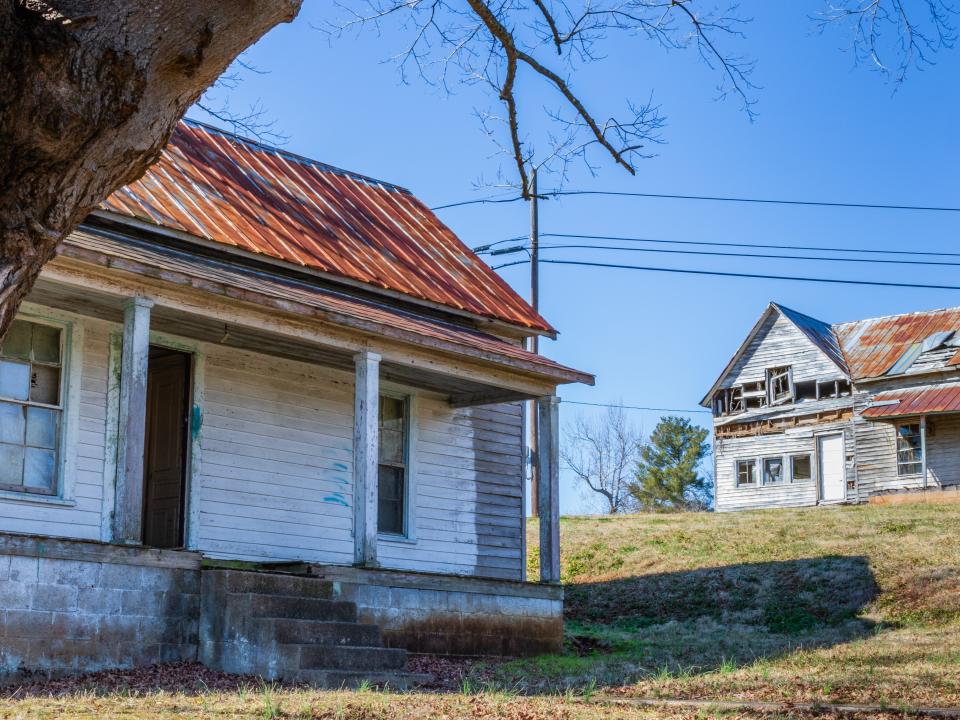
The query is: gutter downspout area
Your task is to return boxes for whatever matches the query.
[920,415,928,490]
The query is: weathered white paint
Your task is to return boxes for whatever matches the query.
[113,297,153,544]
[353,350,381,567]
[818,433,846,502]
[537,396,560,584]
[719,312,843,392]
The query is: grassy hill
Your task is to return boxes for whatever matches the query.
[500,503,960,706]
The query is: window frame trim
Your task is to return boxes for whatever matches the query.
[761,455,787,486]
[376,388,418,543]
[2,305,84,504]
[789,453,814,483]
[735,458,758,487]
[895,421,924,477]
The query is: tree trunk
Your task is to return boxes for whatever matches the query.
[0,0,302,337]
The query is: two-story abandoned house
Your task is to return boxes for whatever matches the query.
[0,120,593,686]
[702,302,960,512]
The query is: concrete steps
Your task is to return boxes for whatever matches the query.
[201,568,423,689]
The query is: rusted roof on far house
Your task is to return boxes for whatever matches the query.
[861,383,960,418]
[835,307,960,380]
[99,119,553,334]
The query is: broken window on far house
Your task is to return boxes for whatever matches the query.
[766,366,793,405]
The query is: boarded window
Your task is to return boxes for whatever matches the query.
[0,319,63,495]
[896,423,923,476]
[763,457,784,485]
[791,454,812,481]
[377,395,408,535]
[736,459,757,487]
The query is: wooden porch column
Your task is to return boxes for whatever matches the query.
[353,350,381,567]
[113,297,154,544]
[537,395,561,583]
[920,415,928,489]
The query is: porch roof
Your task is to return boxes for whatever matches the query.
[861,383,960,419]
[49,228,594,397]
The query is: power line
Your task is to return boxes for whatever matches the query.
[478,233,960,259]
[542,190,960,213]
[487,242,960,268]
[563,399,711,414]
[435,190,960,213]
[492,257,960,292]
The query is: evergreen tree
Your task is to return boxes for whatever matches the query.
[630,416,712,511]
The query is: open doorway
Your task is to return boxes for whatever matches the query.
[143,346,191,549]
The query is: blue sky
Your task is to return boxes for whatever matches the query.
[196,2,959,514]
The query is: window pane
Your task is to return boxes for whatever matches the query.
[26,407,58,449]
[30,365,60,405]
[0,401,25,444]
[0,360,30,401]
[24,448,56,492]
[1,321,32,361]
[792,455,812,481]
[380,429,404,465]
[377,464,404,534]
[380,396,404,429]
[0,443,24,486]
[31,324,61,364]
[737,460,756,485]
[764,458,784,484]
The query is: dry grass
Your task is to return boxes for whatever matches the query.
[3,503,958,717]
[501,504,960,705]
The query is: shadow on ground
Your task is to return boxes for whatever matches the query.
[484,556,881,688]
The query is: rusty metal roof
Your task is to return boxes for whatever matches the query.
[99,119,552,334]
[835,307,960,380]
[861,383,960,418]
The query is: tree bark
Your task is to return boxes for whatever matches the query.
[0,0,301,337]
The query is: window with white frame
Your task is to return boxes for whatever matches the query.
[0,319,64,495]
[736,459,757,487]
[763,457,785,485]
[791,454,813,482]
[896,423,923,476]
[766,366,793,405]
[377,394,408,536]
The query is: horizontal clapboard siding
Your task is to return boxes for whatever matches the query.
[722,313,842,389]
[715,420,853,512]
[0,314,111,540]
[379,400,523,580]
[196,347,524,580]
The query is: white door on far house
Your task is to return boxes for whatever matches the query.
[818,433,845,502]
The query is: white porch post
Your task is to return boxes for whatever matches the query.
[113,297,153,544]
[353,350,381,566]
[920,415,928,489]
[537,395,561,583]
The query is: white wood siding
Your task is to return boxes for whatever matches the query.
[714,420,854,512]
[195,346,525,580]
[721,313,842,390]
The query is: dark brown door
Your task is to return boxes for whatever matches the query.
[143,347,190,549]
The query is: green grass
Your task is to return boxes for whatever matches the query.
[481,503,960,706]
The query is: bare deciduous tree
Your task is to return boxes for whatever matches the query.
[562,405,642,514]
[0,0,955,345]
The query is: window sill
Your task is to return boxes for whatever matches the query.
[378,533,418,545]
[0,489,75,508]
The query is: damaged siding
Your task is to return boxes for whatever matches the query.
[720,314,842,392]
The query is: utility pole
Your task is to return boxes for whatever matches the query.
[527,167,540,517]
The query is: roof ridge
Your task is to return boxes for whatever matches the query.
[771,302,833,328]
[180,117,413,195]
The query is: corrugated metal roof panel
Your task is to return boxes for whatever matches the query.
[835,307,960,380]
[861,383,960,418]
[100,120,552,334]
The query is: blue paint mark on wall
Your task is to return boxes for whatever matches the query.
[191,406,203,440]
[333,462,348,471]
[323,493,350,508]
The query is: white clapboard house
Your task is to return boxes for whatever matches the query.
[0,120,593,685]
[702,302,960,512]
